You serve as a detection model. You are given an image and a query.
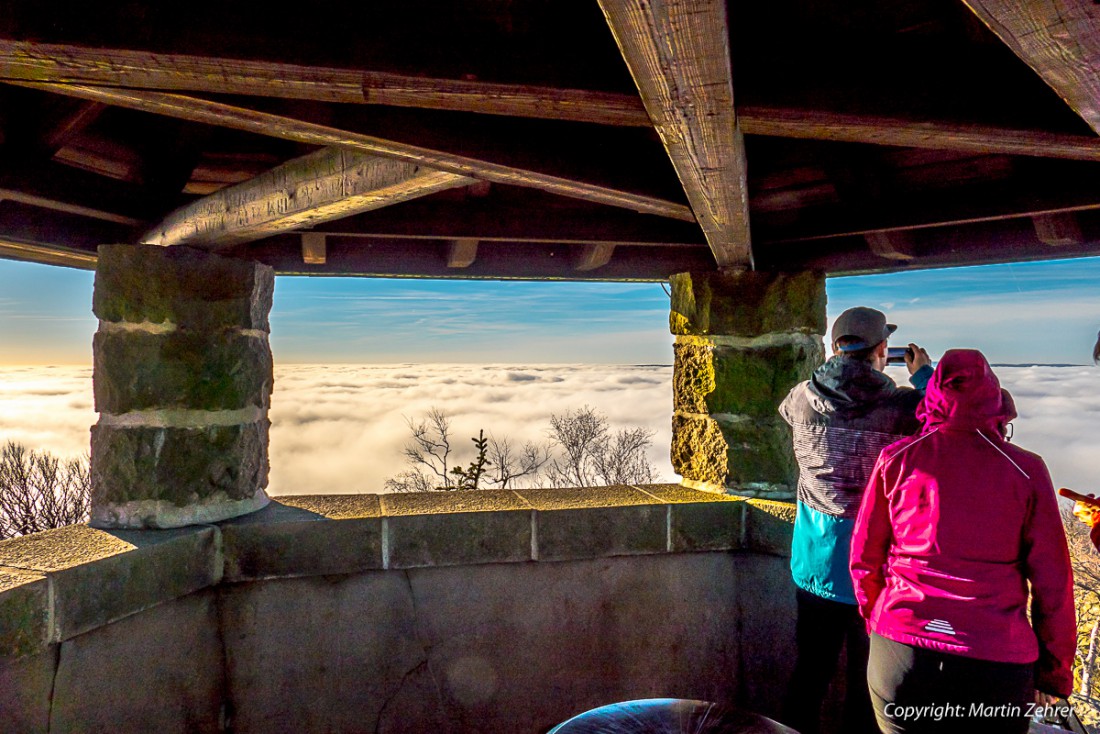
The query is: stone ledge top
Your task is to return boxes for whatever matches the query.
[515,485,663,510]
[636,484,747,504]
[381,489,532,516]
[235,494,384,521]
[0,566,46,593]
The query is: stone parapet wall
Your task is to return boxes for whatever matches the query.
[90,245,274,529]
[669,270,826,497]
[0,486,799,734]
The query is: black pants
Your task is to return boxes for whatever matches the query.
[867,633,1034,734]
[780,589,878,734]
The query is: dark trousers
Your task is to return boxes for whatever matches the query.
[781,588,878,734]
[867,633,1033,734]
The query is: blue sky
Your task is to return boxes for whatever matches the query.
[0,255,1098,365]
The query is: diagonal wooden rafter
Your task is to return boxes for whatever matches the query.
[5,82,694,222]
[960,0,1100,136]
[143,147,474,247]
[598,0,753,267]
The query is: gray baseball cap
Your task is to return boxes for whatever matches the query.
[831,307,897,351]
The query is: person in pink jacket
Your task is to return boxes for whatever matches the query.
[849,349,1075,733]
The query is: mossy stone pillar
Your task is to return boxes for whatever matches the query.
[89,245,274,528]
[670,270,825,498]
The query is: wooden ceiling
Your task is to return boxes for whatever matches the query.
[1,0,1100,280]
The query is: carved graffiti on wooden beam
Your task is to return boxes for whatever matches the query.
[142,147,474,248]
[960,0,1100,136]
[1033,213,1084,246]
[14,83,693,222]
[599,0,753,267]
[447,238,479,268]
[865,231,916,261]
[575,243,616,271]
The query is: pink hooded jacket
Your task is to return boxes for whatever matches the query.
[850,349,1076,696]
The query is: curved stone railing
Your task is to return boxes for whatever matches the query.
[0,485,797,734]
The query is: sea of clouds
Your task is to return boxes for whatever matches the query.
[0,363,1095,496]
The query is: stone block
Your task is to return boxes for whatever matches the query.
[716,415,798,489]
[386,510,533,569]
[708,341,822,416]
[93,244,274,331]
[50,591,224,733]
[0,567,49,658]
[669,270,825,337]
[733,553,797,718]
[744,499,796,557]
[221,573,447,734]
[90,420,269,527]
[523,486,668,560]
[220,498,384,581]
[670,414,727,487]
[629,484,746,552]
[93,329,272,413]
[0,644,56,733]
[672,339,715,415]
[0,524,221,641]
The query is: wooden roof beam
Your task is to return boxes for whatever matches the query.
[599,0,752,268]
[447,238,479,268]
[0,236,97,269]
[738,106,1100,162]
[960,0,1100,136]
[7,82,693,222]
[1033,212,1084,246]
[143,147,474,248]
[575,243,616,271]
[0,40,651,127]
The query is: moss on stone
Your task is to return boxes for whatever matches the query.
[707,341,822,417]
[714,416,797,487]
[90,421,270,506]
[93,330,273,413]
[672,340,716,414]
[670,415,727,486]
[669,270,825,337]
[93,245,273,331]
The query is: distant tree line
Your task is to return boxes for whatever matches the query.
[384,405,658,492]
[0,441,90,539]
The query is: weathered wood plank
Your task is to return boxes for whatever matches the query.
[960,0,1100,135]
[11,82,694,222]
[301,232,327,264]
[0,187,141,226]
[41,101,107,154]
[0,40,651,127]
[447,238,479,268]
[739,105,1100,161]
[143,147,474,247]
[0,237,97,269]
[575,243,616,270]
[1033,212,1084,246]
[599,0,753,267]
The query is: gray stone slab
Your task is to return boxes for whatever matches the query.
[734,553,798,719]
[94,244,273,332]
[669,270,825,337]
[219,499,383,581]
[50,591,224,734]
[221,573,449,734]
[535,505,667,561]
[386,510,533,569]
[744,499,796,557]
[407,553,742,733]
[633,484,746,552]
[0,567,49,659]
[0,644,56,734]
[0,524,220,641]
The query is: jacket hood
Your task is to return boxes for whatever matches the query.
[809,356,899,415]
[916,349,1016,433]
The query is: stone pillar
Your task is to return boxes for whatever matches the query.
[89,245,274,528]
[670,270,825,498]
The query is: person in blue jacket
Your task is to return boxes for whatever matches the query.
[776,307,932,734]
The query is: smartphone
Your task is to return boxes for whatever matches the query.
[1059,487,1100,508]
[886,347,913,364]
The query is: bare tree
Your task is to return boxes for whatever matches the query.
[1061,507,1100,728]
[0,441,90,539]
[386,406,657,492]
